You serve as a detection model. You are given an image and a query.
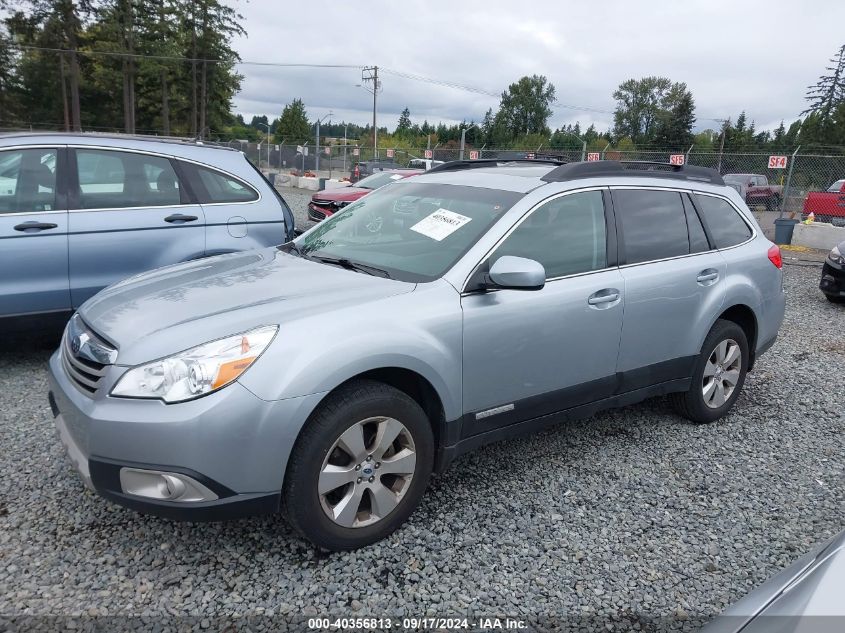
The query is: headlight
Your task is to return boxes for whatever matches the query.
[333,200,350,208]
[830,245,845,265]
[111,326,278,403]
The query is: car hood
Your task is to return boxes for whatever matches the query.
[78,247,415,366]
[704,530,845,633]
[312,187,369,202]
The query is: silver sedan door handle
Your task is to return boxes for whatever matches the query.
[587,289,621,307]
[697,269,720,285]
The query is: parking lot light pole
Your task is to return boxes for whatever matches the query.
[259,122,271,169]
[315,112,333,173]
[459,124,476,160]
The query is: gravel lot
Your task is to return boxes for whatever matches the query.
[0,261,842,630]
[282,188,318,234]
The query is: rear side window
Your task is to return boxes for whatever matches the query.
[0,148,57,212]
[189,164,258,204]
[614,189,689,264]
[495,191,607,278]
[694,194,752,248]
[75,149,182,209]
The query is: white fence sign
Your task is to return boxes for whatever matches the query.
[768,155,788,169]
[587,152,600,162]
[669,154,685,166]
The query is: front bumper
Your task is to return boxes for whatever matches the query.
[820,259,845,298]
[48,348,324,521]
[308,203,332,222]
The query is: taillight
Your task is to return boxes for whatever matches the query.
[767,244,782,269]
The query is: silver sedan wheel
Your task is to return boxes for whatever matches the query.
[318,416,417,528]
[702,338,742,409]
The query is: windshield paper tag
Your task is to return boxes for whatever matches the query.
[410,209,472,241]
[390,174,403,180]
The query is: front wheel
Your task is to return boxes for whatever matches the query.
[283,379,433,550]
[669,319,749,423]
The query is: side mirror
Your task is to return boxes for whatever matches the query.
[488,256,545,290]
[293,227,305,237]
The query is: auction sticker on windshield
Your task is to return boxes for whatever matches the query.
[410,209,472,241]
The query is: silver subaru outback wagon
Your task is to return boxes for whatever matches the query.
[0,133,294,325]
[48,159,785,550]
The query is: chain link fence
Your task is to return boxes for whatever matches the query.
[225,141,845,227]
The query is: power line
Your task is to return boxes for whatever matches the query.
[3,43,748,122]
[8,44,363,68]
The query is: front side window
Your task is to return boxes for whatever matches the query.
[694,194,752,248]
[0,148,58,213]
[493,190,607,279]
[294,182,522,282]
[193,165,258,203]
[614,189,690,264]
[75,149,182,209]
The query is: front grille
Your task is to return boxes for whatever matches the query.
[61,317,116,396]
[311,199,333,207]
[309,208,327,221]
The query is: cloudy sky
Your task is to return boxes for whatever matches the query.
[231,0,844,134]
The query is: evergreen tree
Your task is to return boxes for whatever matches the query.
[396,107,412,136]
[275,98,310,143]
[804,44,845,122]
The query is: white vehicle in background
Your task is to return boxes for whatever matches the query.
[407,158,445,170]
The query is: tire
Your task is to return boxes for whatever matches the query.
[826,294,845,304]
[669,319,749,424]
[283,379,434,551]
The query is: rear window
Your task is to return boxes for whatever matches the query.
[187,164,258,204]
[694,194,752,248]
[614,189,690,264]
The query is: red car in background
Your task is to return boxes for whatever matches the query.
[308,169,422,222]
[803,179,845,226]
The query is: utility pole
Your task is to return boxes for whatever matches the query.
[362,66,381,159]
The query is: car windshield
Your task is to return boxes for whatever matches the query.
[293,182,523,282]
[355,172,407,189]
[826,179,845,192]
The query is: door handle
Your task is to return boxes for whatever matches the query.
[164,213,198,223]
[14,221,58,232]
[587,289,620,307]
[697,270,719,284]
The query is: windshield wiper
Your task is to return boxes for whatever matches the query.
[314,256,391,278]
[282,241,310,259]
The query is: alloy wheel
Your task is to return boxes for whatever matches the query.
[318,416,417,528]
[702,338,742,409]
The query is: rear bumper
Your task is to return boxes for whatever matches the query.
[820,260,845,298]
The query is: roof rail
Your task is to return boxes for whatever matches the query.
[426,158,566,174]
[541,160,724,185]
[0,131,240,151]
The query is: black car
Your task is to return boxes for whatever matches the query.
[820,239,845,303]
[350,159,401,183]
